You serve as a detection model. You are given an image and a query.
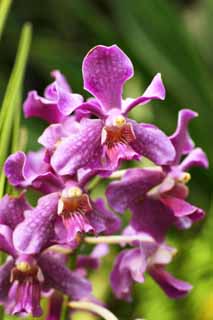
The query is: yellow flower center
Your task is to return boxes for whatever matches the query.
[179,172,191,184]
[16,261,32,273]
[114,115,126,127]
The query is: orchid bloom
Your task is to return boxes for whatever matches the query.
[50,45,175,176]
[110,227,192,301]
[106,109,208,242]
[0,196,91,317]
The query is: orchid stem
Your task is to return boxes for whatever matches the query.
[84,234,154,245]
[69,301,118,320]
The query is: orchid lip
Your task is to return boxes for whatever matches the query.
[58,187,92,217]
[101,122,136,148]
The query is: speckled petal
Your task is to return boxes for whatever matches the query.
[149,266,192,298]
[0,193,31,229]
[130,121,175,165]
[13,193,59,255]
[39,252,92,300]
[106,168,164,213]
[51,119,103,175]
[83,45,133,111]
[122,73,165,114]
[170,109,197,164]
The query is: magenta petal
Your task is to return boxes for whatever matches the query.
[83,45,133,111]
[38,117,80,150]
[44,70,71,97]
[51,119,103,175]
[0,225,16,256]
[39,252,92,300]
[131,198,175,243]
[170,109,198,164]
[161,196,196,217]
[106,168,164,213]
[123,73,165,114]
[54,213,93,245]
[149,266,192,299]
[13,193,59,255]
[5,150,63,194]
[88,199,121,234]
[46,291,63,320]
[24,70,83,123]
[161,196,205,228]
[23,91,66,123]
[0,259,14,303]
[130,121,175,165]
[0,194,31,229]
[180,147,209,171]
[8,279,42,317]
[110,248,146,301]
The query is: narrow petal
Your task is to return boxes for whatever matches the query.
[13,193,59,255]
[39,252,92,300]
[170,109,198,164]
[122,73,165,114]
[179,147,209,171]
[130,121,175,165]
[131,198,175,243]
[149,266,192,298]
[106,168,164,213]
[51,119,103,175]
[83,45,133,111]
[0,193,31,229]
[161,196,205,228]
[0,259,14,303]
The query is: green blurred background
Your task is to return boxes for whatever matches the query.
[0,0,213,319]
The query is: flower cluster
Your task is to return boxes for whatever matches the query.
[0,45,208,319]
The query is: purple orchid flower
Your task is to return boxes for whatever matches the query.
[110,226,192,301]
[0,206,91,317]
[51,45,175,176]
[4,149,64,194]
[106,109,208,242]
[23,70,83,123]
[11,173,120,254]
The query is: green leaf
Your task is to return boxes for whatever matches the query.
[0,0,12,40]
[0,23,32,196]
